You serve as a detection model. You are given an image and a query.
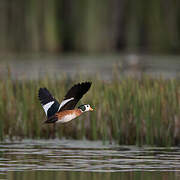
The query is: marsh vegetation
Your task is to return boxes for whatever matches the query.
[0,71,180,146]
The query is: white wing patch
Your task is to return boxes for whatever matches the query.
[58,97,74,111]
[43,101,54,115]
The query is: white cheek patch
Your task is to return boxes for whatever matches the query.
[43,101,54,115]
[59,97,74,110]
[84,105,90,112]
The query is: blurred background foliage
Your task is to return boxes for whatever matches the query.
[0,0,179,54]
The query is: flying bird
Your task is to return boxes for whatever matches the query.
[38,82,93,125]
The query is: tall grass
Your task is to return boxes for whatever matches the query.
[0,73,180,146]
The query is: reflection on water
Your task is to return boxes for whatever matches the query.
[0,140,180,179]
[1,54,180,80]
[6,171,179,180]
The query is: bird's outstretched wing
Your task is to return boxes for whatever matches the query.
[38,82,92,119]
[58,82,92,112]
[38,88,60,118]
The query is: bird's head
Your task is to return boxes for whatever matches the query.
[78,104,93,112]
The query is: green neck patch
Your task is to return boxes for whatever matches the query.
[78,105,86,111]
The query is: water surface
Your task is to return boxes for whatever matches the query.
[1,54,180,80]
[0,140,180,179]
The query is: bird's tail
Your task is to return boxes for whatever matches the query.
[44,115,58,124]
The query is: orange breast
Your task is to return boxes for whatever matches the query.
[56,109,82,121]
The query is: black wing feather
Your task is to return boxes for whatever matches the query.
[38,88,60,118]
[59,82,92,111]
[38,88,55,105]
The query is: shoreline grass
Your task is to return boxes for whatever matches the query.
[0,74,180,146]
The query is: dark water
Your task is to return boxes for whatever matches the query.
[1,54,180,80]
[0,140,180,180]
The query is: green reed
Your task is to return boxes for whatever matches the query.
[0,74,180,146]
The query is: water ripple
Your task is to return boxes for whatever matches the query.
[0,139,180,172]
